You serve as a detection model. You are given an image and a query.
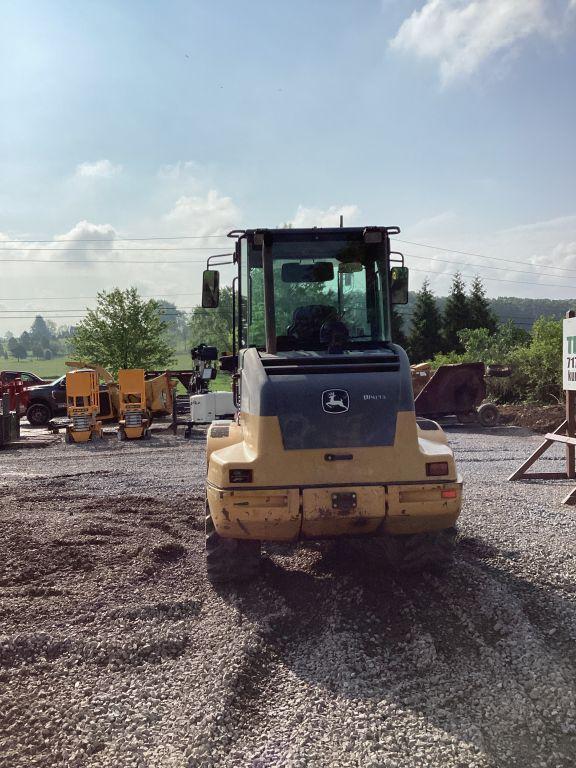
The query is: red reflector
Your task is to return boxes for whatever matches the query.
[426,461,449,476]
[441,489,458,499]
[229,469,253,483]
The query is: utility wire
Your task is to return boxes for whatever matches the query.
[393,237,576,275]
[404,251,576,280]
[408,264,576,290]
[0,234,230,243]
[0,246,229,252]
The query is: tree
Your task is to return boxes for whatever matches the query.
[30,314,53,341]
[157,301,189,352]
[509,317,563,403]
[31,342,44,360]
[188,287,234,355]
[468,277,497,333]
[71,288,175,373]
[391,307,408,348]
[407,280,443,363]
[443,273,470,353]
[19,331,31,352]
[8,337,27,360]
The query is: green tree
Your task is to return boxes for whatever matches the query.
[188,287,234,355]
[8,337,27,360]
[71,288,175,373]
[391,307,408,348]
[19,330,31,352]
[468,277,497,333]
[157,301,189,352]
[443,273,470,352]
[407,280,444,363]
[509,317,563,403]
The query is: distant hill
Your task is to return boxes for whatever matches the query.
[396,294,576,332]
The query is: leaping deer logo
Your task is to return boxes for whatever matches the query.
[322,389,349,414]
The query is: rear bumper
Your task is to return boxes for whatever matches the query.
[207,480,463,541]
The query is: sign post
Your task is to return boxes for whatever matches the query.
[563,313,576,480]
[509,311,576,503]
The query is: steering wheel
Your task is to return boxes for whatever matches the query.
[320,318,350,353]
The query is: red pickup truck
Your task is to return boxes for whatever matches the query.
[0,371,49,387]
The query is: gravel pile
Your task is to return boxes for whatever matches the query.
[0,425,575,767]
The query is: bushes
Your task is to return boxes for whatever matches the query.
[430,318,562,404]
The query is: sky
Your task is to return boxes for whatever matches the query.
[1,0,576,334]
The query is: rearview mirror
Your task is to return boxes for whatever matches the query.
[390,266,409,305]
[281,261,334,283]
[202,270,220,308]
[338,262,363,274]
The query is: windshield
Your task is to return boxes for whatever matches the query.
[242,237,390,352]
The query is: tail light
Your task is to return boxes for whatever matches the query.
[426,462,449,476]
[229,469,253,483]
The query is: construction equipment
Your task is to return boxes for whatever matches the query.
[184,344,235,436]
[0,393,20,448]
[412,362,500,426]
[201,226,463,582]
[65,369,103,443]
[118,369,150,440]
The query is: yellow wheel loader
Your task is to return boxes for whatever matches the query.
[117,368,151,440]
[64,369,103,444]
[202,226,462,582]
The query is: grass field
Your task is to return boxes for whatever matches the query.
[0,353,232,391]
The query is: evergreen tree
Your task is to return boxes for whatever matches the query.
[442,272,470,352]
[391,307,408,348]
[407,280,443,363]
[468,276,498,333]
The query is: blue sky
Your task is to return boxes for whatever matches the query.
[1,0,576,333]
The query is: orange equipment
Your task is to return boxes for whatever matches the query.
[65,369,103,443]
[118,369,151,440]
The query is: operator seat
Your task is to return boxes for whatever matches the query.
[287,305,336,347]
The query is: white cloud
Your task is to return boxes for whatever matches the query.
[164,189,240,235]
[157,161,198,181]
[390,0,573,85]
[290,204,360,228]
[75,159,123,178]
[52,220,117,262]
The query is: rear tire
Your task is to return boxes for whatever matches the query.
[26,402,51,426]
[205,505,261,583]
[478,403,499,427]
[381,527,456,573]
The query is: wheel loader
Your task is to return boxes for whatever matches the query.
[202,226,463,582]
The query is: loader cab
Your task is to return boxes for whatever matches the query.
[202,226,408,360]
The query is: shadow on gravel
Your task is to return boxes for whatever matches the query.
[214,537,576,766]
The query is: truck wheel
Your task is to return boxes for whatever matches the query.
[26,402,51,426]
[205,506,261,583]
[381,527,456,573]
[478,403,499,427]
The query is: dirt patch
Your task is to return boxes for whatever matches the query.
[498,403,565,433]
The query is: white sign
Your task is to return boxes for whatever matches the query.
[563,317,576,390]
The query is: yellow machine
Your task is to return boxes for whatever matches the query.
[201,226,463,582]
[65,369,103,444]
[117,368,151,440]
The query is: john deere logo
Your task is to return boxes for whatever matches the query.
[322,389,349,414]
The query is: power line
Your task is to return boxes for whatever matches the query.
[404,250,576,280]
[0,254,233,265]
[0,246,229,252]
[394,237,576,275]
[0,234,230,243]
[408,264,576,291]
[0,293,201,301]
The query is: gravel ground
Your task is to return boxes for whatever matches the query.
[0,425,575,768]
